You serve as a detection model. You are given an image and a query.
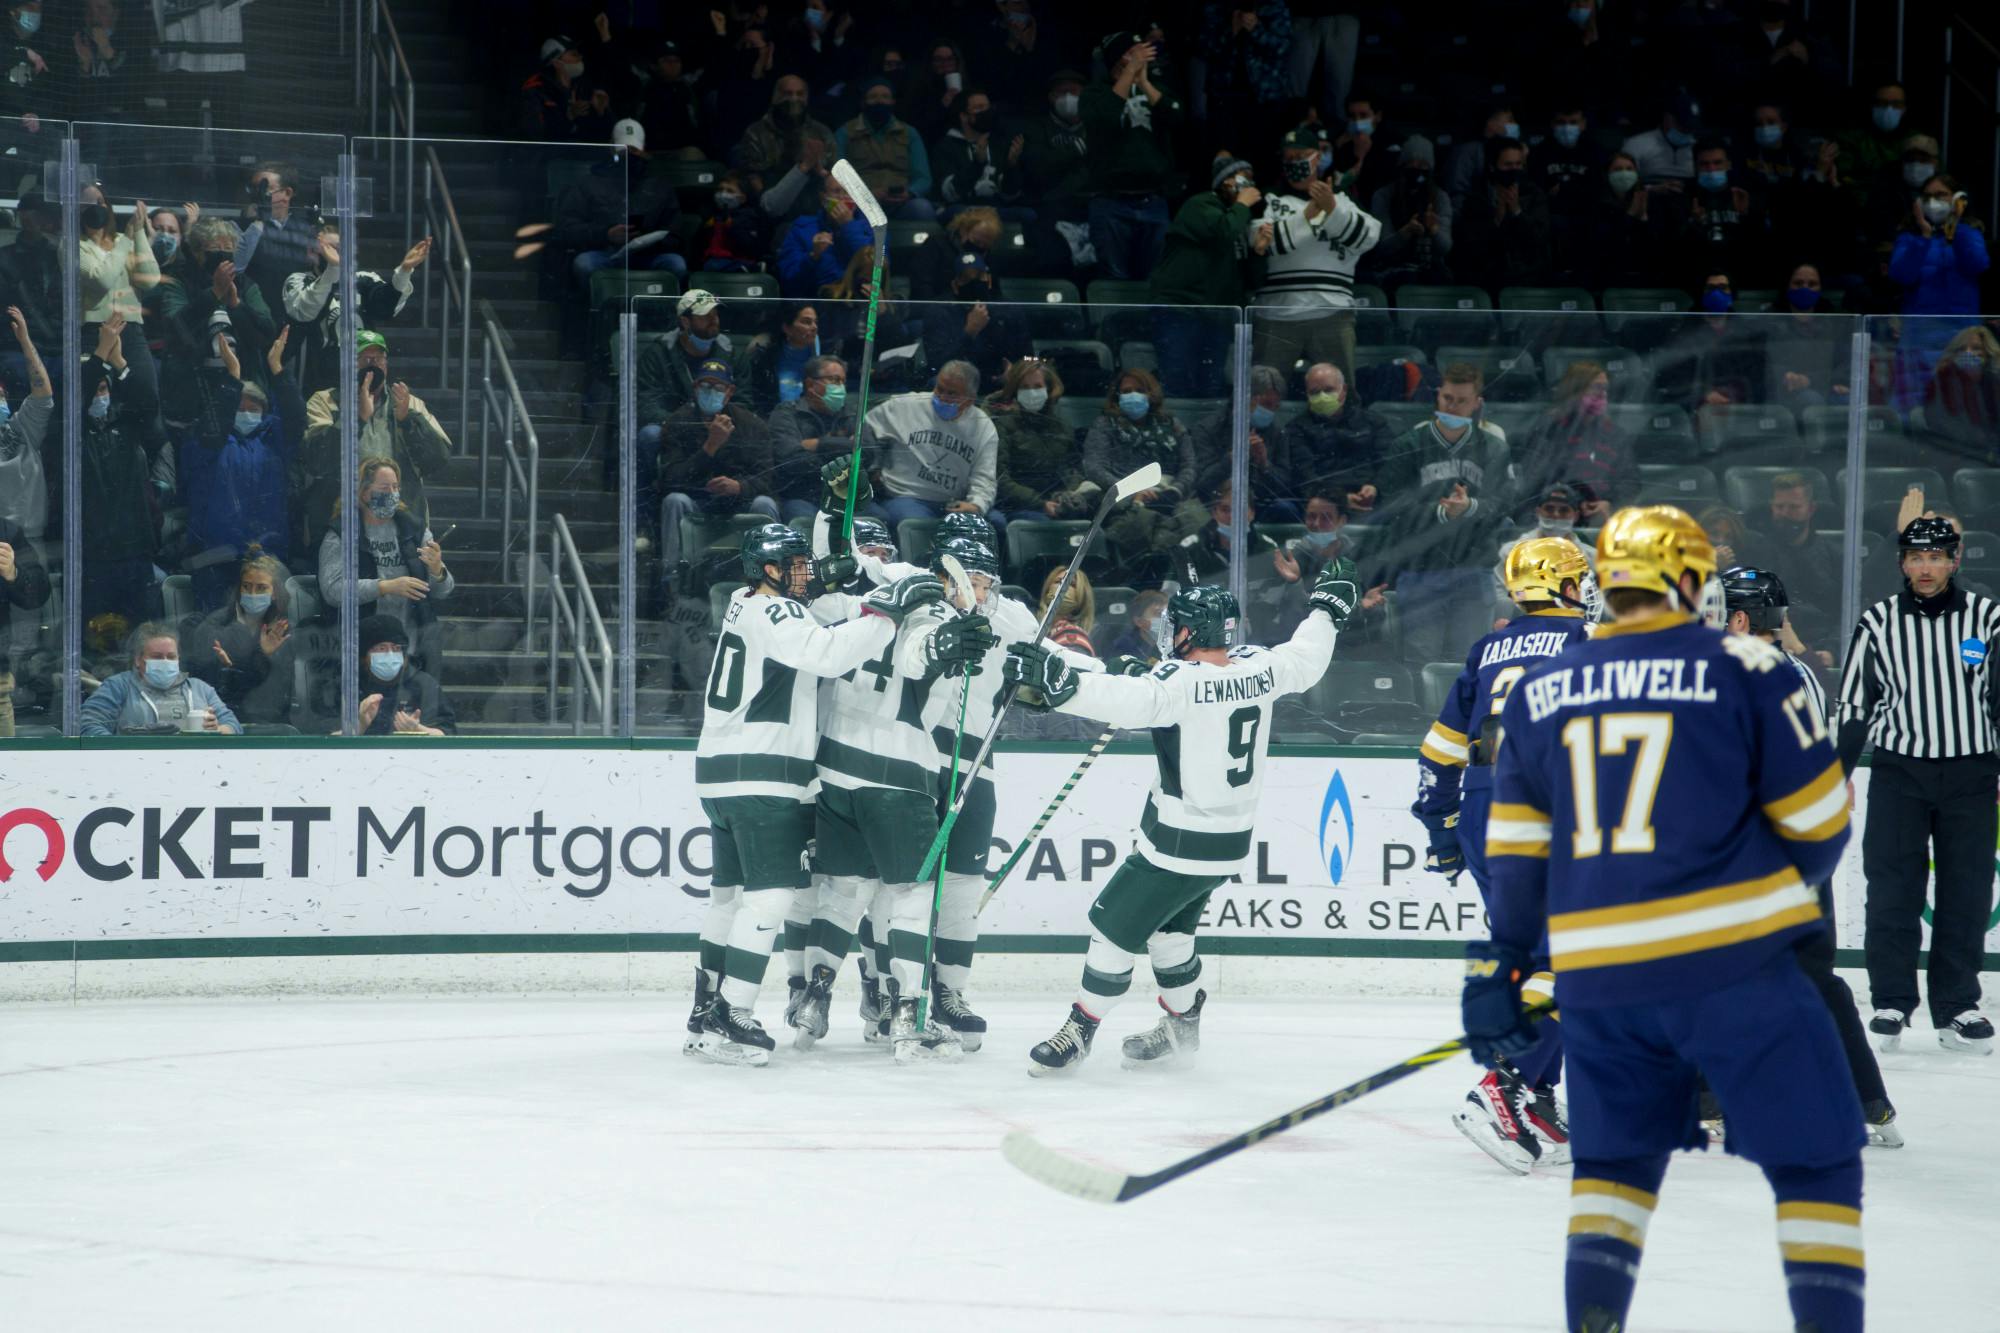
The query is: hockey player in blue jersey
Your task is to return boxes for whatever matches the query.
[1416,536,1596,1173]
[1465,506,1863,1333]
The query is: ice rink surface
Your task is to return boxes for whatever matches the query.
[5,988,1998,1332]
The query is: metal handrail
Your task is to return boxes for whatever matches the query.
[545,512,614,736]
[366,0,417,233]
[478,318,540,644]
[420,145,473,445]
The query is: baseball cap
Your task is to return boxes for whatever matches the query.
[612,119,645,152]
[695,359,734,385]
[1902,133,1940,159]
[1400,134,1437,168]
[1281,127,1322,152]
[540,36,574,64]
[1047,68,1085,89]
[677,290,720,318]
[356,328,388,354]
[1538,482,1580,509]
[957,250,989,272]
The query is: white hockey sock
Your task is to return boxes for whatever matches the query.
[698,884,741,990]
[880,882,931,1000]
[1147,929,1203,1015]
[805,875,871,977]
[783,880,817,983]
[1075,931,1135,1019]
[934,871,982,991]
[718,888,794,1014]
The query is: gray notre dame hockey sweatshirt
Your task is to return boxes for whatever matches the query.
[860,392,999,512]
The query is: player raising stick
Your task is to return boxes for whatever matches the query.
[1465,506,1864,1333]
[1002,561,1359,1075]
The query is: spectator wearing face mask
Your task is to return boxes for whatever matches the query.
[79,184,161,416]
[1082,29,1183,280]
[910,207,1002,303]
[156,217,278,425]
[1330,95,1400,209]
[1453,137,1553,292]
[1021,69,1094,276]
[179,328,304,613]
[1620,88,1703,184]
[766,354,855,522]
[1496,484,1594,584]
[987,359,1089,527]
[1513,363,1635,523]
[1107,588,1169,661]
[1364,135,1453,289]
[638,290,732,434]
[180,551,294,729]
[1537,106,1605,236]
[1280,362,1392,516]
[1188,363,1292,516]
[691,172,771,273]
[282,222,428,397]
[1650,271,1768,410]
[1837,83,1924,207]
[1743,103,1807,188]
[657,360,778,587]
[785,4,857,113]
[356,614,456,736]
[1866,133,1942,250]
[318,456,452,670]
[1586,151,1675,289]
[234,163,320,326]
[859,361,998,526]
[1086,369,1197,580]
[934,87,1029,219]
[1759,263,1850,413]
[1537,0,1634,125]
[0,305,53,543]
[1250,127,1379,384]
[559,121,687,289]
[1746,471,1840,645]
[81,622,239,736]
[80,314,160,627]
[1169,480,1290,635]
[1739,0,1838,126]
[1676,139,1769,289]
[1888,175,1989,410]
[835,77,937,222]
[1271,489,1389,645]
[921,249,1031,390]
[301,329,450,544]
[1150,158,1268,398]
[1442,103,1521,206]
[1920,327,2000,467]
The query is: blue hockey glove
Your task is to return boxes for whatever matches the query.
[1425,822,1464,884]
[1461,941,1539,1068]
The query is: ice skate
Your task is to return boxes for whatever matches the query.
[1121,989,1204,1069]
[859,973,891,1046]
[1863,1098,1904,1149]
[1517,1079,1572,1166]
[1938,1009,1993,1055]
[782,975,807,1030]
[890,996,963,1065]
[1028,1004,1099,1077]
[1869,1008,1908,1052]
[696,999,776,1068]
[930,984,986,1052]
[1451,1066,1540,1175]
[791,964,834,1050]
[682,970,716,1056]
[1698,1085,1725,1147]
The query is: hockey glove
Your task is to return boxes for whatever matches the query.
[925,614,1001,679]
[814,553,858,594]
[1003,642,1080,711]
[862,572,944,624]
[1419,810,1464,884]
[1461,940,1539,1068]
[1106,654,1152,677]
[819,456,873,512]
[1308,557,1361,627]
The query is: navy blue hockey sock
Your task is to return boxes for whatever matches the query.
[1565,1155,1667,1331]
[1515,1021,1564,1088]
[1767,1159,1864,1333]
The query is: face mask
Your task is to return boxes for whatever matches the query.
[1873,105,1904,132]
[775,100,805,123]
[1568,5,1592,25]
[142,658,180,688]
[15,9,38,32]
[239,592,272,616]
[1553,123,1582,148]
[683,330,716,353]
[1499,122,1520,140]
[1317,149,1334,173]
[1664,127,1694,148]
[366,490,400,519]
[1006,10,1030,28]
[819,382,848,411]
[1768,515,1807,539]
[968,109,994,134]
[1405,169,1431,190]
[863,102,895,128]
[369,651,404,681]
[234,410,263,435]
[1608,168,1639,195]
[1117,391,1150,421]
[1304,528,1339,551]
[1701,287,1734,313]
[80,204,110,233]
[1349,118,1373,136]
[0,402,11,425]
[87,394,109,420]
[1956,351,1986,371]
[932,394,962,420]
[1249,403,1274,429]
[1283,157,1313,183]
[1435,410,1472,431]
[563,57,585,79]
[713,191,742,212]
[1579,391,1608,416]
[1904,161,1936,188]
[1016,386,1048,413]
[152,233,180,264]
[1308,389,1344,416]
[1786,285,1822,311]
[1491,168,1523,188]
[1754,123,1783,147]
[696,387,728,415]
[804,7,827,28]
[1922,196,1952,222]
[1698,169,1729,191]
[1054,93,1079,118]
[1539,517,1576,535]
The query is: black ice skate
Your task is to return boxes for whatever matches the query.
[1120,989,1204,1069]
[931,984,986,1052]
[890,996,963,1065]
[682,970,716,1056]
[859,971,891,1046]
[1028,1004,1099,1077]
[697,998,777,1068]
[1451,1065,1541,1175]
[783,975,807,1028]
[1938,1009,1994,1055]
[1698,1085,1726,1147]
[791,964,835,1050]
[1517,1079,1572,1165]
[1863,1098,1904,1149]
[1868,1008,1908,1053]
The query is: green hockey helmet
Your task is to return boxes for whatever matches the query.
[1157,584,1239,658]
[938,509,996,550]
[740,522,813,599]
[850,515,897,560]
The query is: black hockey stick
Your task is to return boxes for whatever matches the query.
[1002,1002,1558,1203]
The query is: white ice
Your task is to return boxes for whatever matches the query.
[4,990,1997,1332]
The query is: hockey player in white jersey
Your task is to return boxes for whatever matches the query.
[1001,562,1359,1074]
[688,523,949,1066]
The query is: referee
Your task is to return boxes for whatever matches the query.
[1835,517,2000,1056]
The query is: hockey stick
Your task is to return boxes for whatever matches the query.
[976,726,1115,915]
[911,460,1164,885]
[1002,1002,1558,1204]
[915,554,977,1031]
[828,159,887,548]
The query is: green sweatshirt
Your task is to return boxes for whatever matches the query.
[1149,191,1259,308]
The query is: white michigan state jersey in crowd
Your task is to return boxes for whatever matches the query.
[695,588,895,802]
[1052,615,1338,876]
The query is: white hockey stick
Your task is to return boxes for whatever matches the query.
[828,159,888,548]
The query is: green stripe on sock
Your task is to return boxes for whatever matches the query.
[1082,965,1133,997]
[806,919,854,959]
[888,928,928,963]
[1154,955,1202,989]
[699,940,725,974]
[934,938,976,969]
[722,945,771,986]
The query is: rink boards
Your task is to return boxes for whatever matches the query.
[2,741,1991,968]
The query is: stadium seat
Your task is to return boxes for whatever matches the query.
[887,219,936,271]
[1733,289,1779,312]
[1540,345,1652,401]
[1354,342,1429,371]
[658,160,728,213]
[1055,395,1101,438]
[1372,402,1434,436]
[1037,339,1114,396]
[700,272,781,334]
[1697,403,1798,452]
[1954,468,2000,513]
[1721,464,1834,514]
[1163,397,1222,425]
[1117,340,1159,374]
[1351,282,1394,341]
[1836,466,1951,511]
[1089,584,1142,655]
[1800,404,1900,453]
[1637,463,1720,506]
[1005,277,1086,338]
[1960,528,2000,568]
[589,268,679,313]
[1601,287,1694,329]
[1480,401,1544,440]
[680,512,774,562]
[1004,520,1091,586]
[1497,286,1598,341]
[1855,529,1901,604]
[1394,284,1495,345]
[1418,660,1462,717]
[1307,661,1417,724]
[1086,279,1152,330]
[990,223,1035,275]
[1611,404,1698,463]
[896,518,941,564]
[1435,344,1540,400]
[161,574,194,623]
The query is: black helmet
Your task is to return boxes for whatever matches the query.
[1159,584,1239,657]
[740,522,812,596]
[938,510,996,550]
[851,516,897,560]
[1721,565,1788,634]
[1898,515,1960,552]
[933,534,999,583]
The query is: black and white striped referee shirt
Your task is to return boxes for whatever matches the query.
[1835,585,2000,765]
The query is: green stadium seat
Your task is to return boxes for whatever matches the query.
[1005,277,1087,337]
[1436,344,1540,400]
[1004,519,1091,586]
[896,518,942,564]
[1419,661,1461,717]
[1394,284,1495,345]
[1722,464,1835,514]
[1601,287,1694,349]
[1054,395,1101,438]
[1636,464,1720,507]
[1086,279,1152,329]
[1799,404,1901,453]
[1836,466,1951,510]
[1611,404,1698,463]
[1954,468,2000,513]
[1697,403,1798,451]
[1037,339,1114,396]
[680,513,774,562]
[699,272,782,335]
[589,267,680,312]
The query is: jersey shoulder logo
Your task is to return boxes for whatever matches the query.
[1721,633,1785,674]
